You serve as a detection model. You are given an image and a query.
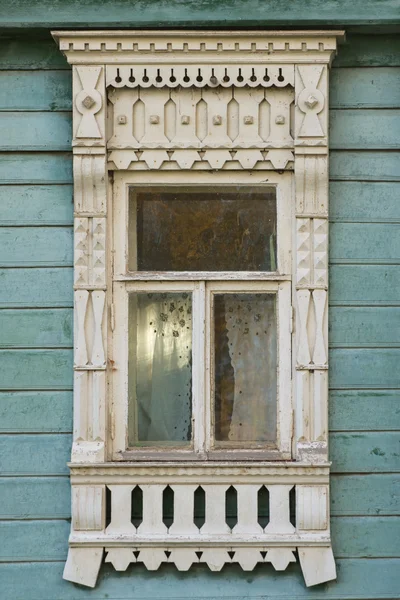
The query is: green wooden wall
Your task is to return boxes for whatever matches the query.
[0,29,400,599]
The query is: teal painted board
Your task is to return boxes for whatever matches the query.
[0,112,71,151]
[329,110,400,150]
[0,391,72,432]
[0,434,71,476]
[330,223,400,264]
[0,227,72,266]
[333,35,400,67]
[329,151,400,181]
[0,184,73,226]
[1,0,399,27]
[0,520,70,562]
[330,390,400,431]
[332,517,400,558]
[0,70,71,111]
[0,153,72,184]
[0,35,69,69]
[330,181,400,223]
[329,307,400,347]
[0,267,73,307]
[330,68,400,108]
[0,349,72,390]
[330,265,400,305]
[330,432,400,473]
[0,477,70,519]
[331,474,400,516]
[1,560,400,600]
[330,348,400,388]
[0,309,72,348]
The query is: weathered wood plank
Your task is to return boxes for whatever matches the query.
[0,71,71,111]
[331,474,400,516]
[329,110,400,150]
[331,432,400,473]
[330,67,400,109]
[0,391,72,432]
[330,348,400,389]
[330,391,400,431]
[0,349,72,390]
[0,35,69,69]
[0,434,71,476]
[0,477,71,519]
[0,516,398,561]
[333,35,400,68]
[0,227,72,267]
[330,222,400,264]
[0,268,73,308]
[1,0,399,27]
[330,307,400,347]
[0,112,71,151]
[329,151,400,181]
[0,153,72,184]
[330,181,400,223]
[330,265,400,305]
[0,185,73,226]
[1,559,399,600]
[0,309,72,348]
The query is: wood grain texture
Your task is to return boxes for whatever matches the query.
[330,432,400,473]
[330,223,400,264]
[330,265,400,305]
[0,268,73,308]
[0,434,71,476]
[330,68,400,108]
[0,112,71,151]
[329,151,400,181]
[0,477,71,519]
[0,227,72,266]
[1,0,398,27]
[333,35,400,67]
[0,391,72,432]
[330,391,400,431]
[330,181,400,223]
[330,110,400,150]
[330,307,400,347]
[330,474,400,516]
[0,153,72,184]
[0,185,73,226]
[0,70,71,111]
[0,35,69,69]
[0,559,399,600]
[330,348,400,388]
[0,309,72,348]
[0,349,72,390]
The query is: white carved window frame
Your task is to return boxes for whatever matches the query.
[52,29,344,589]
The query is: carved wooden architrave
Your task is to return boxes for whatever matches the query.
[52,30,344,589]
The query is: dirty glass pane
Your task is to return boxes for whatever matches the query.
[214,293,277,444]
[130,188,276,271]
[128,292,193,446]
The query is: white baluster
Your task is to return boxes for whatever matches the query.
[106,485,136,534]
[138,485,168,535]
[265,485,295,534]
[233,485,263,534]
[201,485,230,535]
[169,485,198,535]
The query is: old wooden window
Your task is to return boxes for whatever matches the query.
[53,30,343,589]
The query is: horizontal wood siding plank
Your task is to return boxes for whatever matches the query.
[0,434,71,476]
[0,227,72,267]
[0,71,71,111]
[1,474,397,520]
[330,181,400,223]
[330,67,400,108]
[329,307,400,347]
[0,517,398,561]
[333,35,400,68]
[329,151,400,181]
[0,268,73,308]
[330,474,400,516]
[330,223,400,264]
[0,309,72,348]
[329,110,400,150]
[0,112,71,151]
[1,559,399,600]
[331,432,400,473]
[330,391,400,431]
[330,265,400,305]
[0,349,72,390]
[0,185,73,226]
[0,477,70,519]
[330,348,400,388]
[0,391,72,432]
[0,35,69,69]
[0,153,72,184]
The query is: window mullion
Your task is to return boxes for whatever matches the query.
[192,280,207,454]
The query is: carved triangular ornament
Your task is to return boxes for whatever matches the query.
[53,29,344,588]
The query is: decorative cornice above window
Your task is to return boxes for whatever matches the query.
[53,29,344,590]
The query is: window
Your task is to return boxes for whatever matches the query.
[54,29,343,589]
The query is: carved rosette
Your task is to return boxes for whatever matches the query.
[53,30,343,589]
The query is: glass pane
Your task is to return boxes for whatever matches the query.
[128,292,193,446]
[214,293,277,445]
[130,188,276,271]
